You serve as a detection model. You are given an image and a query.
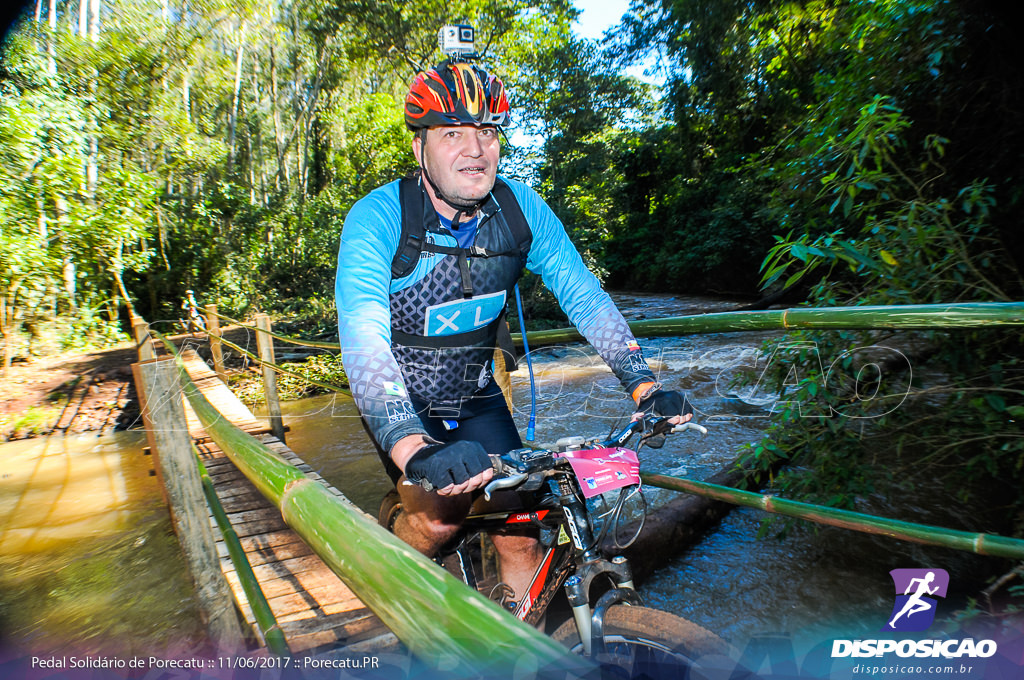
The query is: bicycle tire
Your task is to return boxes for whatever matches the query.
[378,489,402,531]
[551,604,733,679]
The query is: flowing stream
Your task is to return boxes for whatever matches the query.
[0,432,206,657]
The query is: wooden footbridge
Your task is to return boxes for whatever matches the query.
[134,342,396,654]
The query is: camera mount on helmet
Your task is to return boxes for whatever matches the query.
[438,24,479,62]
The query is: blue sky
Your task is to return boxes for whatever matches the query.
[571,0,660,84]
[572,0,632,41]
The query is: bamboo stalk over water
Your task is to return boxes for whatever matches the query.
[642,472,1024,560]
[203,302,1024,353]
[515,301,1024,348]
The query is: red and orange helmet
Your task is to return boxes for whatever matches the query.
[404,61,510,131]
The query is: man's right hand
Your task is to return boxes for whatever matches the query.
[393,438,493,496]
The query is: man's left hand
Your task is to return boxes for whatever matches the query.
[633,388,694,425]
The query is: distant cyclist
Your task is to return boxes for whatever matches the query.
[180,289,205,334]
[335,27,694,604]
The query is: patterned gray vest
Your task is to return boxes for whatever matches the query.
[388,177,531,415]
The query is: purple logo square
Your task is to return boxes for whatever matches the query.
[883,568,949,632]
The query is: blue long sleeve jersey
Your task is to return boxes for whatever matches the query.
[335,175,656,454]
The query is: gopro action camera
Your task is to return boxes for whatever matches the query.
[438,24,478,61]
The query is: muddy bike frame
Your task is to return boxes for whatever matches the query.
[432,416,706,657]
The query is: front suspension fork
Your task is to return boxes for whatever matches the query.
[564,556,643,657]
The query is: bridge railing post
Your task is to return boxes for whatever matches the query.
[135,356,246,652]
[205,304,227,383]
[132,315,155,361]
[255,313,286,442]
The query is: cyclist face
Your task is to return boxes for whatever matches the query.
[413,125,500,216]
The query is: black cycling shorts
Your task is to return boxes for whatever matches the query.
[366,379,524,484]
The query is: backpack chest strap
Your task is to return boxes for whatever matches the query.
[419,236,524,298]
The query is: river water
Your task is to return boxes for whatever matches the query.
[0,292,1001,663]
[0,432,207,657]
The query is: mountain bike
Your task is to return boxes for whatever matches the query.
[379,415,733,676]
[178,308,207,337]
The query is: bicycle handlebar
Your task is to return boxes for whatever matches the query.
[480,415,707,500]
[405,414,706,495]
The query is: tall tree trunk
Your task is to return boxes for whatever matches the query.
[182,67,191,123]
[87,136,99,194]
[88,0,99,42]
[78,0,87,36]
[110,240,136,321]
[36,194,47,242]
[155,204,171,271]
[1,287,20,374]
[63,259,77,310]
[297,114,307,195]
[251,55,268,206]
[228,37,245,165]
[246,132,255,202]
[83,0,99,194]
[270,43,286,191]
[44,0,56,74]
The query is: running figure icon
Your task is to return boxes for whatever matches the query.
[888,571,939,628]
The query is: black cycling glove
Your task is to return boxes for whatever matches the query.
[637,389,694,419]
[404,440,491,490]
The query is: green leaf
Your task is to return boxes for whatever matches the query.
[984,394,1007,412]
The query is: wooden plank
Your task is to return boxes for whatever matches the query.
[238,537,314,567]
[232,569,348,602]
[249,554,335,581]
[223,507,286,526]
[266,588,365,619]
[217,494,271,515]
[280,611,385,641]
[229,519,292,540]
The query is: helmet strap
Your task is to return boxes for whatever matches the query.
[417,138,486,215]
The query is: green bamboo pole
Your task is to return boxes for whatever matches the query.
[642,472,1024,560]
[513,301,1024,348]
[206,302,1024,354]
[195,454,290,656]
[153,333,588,675]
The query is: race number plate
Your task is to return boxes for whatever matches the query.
[556,448,641,499]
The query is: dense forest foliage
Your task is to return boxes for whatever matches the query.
[2,0,1022,549]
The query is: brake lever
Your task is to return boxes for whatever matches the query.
[483,473,529,501]
[637,418,707,451]
[401,478,435,492]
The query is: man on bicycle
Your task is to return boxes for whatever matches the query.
[335,51,692,603]
[181,289,205,333]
